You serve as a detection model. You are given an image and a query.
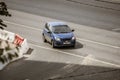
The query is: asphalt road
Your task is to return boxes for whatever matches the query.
[0,0,120,80]
[0,9,120,80]
[4,0,120,32]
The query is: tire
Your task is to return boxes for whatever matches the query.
[42,34,47,42]
[51,40,56,48]
[71,44,75,48]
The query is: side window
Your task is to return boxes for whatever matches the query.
[45,23,51,31]
[45,23,48,30]
[45,23,49,31]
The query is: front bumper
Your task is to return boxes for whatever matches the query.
[54,39,76,47]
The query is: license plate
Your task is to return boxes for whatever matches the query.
[63,41,70,44]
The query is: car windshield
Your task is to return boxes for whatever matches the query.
[52,25,71,33]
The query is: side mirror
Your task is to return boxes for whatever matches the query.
[72,29,75,32]
[47,30,51,33]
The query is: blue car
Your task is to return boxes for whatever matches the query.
[42,22,76,48]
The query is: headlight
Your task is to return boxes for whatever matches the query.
[72,36,76,40]
[55,37,61,41]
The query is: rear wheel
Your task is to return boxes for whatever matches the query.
[42,34,47,42]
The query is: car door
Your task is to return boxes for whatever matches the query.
[44,23,52,42]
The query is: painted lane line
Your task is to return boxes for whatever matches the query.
[5,21,42,31]
[77,38,120,49]
[5,20,120,49]
[30,43,120,68]
[112,28,120,31]
[112,28,120,32]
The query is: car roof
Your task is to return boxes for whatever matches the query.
[47,22,67,26]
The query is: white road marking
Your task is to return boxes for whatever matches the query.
[81,54,95,65]
[77,38,120,49]
[5,21,42,31]
[49,74,61,80]
[112,28,120,31]
[62,64,74,69]
[5,20,120,49]
[30,43,120,68]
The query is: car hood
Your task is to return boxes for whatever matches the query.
[53,32,73,39]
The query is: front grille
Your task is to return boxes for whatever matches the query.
[61,38,71,42]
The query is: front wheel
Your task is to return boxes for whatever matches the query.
[51,40,56,48]
[71,44,75,48]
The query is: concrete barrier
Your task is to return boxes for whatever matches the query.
[0,30,29,70]
[0,30,15,42]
